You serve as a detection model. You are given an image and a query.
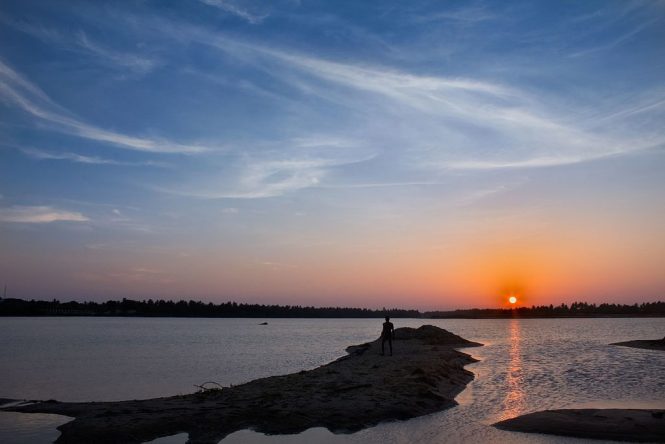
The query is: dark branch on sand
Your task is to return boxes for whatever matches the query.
[192,382,226,393]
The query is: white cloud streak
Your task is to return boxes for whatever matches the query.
[198,0,268,24]
[568,17,660,58]
[19,147,168,167]
[0,206,89,223]
[168,155,374,199]
[588,96,665,125]
[1,17,159,75]
[76,31,158,74]
[411,5,497,24]
[0,60,210,154]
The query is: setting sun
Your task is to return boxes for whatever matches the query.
[509,296,518,304]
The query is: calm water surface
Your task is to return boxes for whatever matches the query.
[1,317,664,443]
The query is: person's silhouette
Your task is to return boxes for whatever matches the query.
[381,316,394,356]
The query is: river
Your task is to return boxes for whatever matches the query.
[1,317,663,443]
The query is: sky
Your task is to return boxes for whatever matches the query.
[1,0,664,310]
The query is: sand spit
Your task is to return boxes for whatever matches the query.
[1,325,481,444]
[494,409,665,442]
[612,338,665,351]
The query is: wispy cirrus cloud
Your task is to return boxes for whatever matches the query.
[19,146,169,167]
[227,158,338,199]
[587,96,665,125]
[0,60,210,154]
[166,154,374,199]
[410,4,498,24]
[192,33,664,171]
[75,31,158,74]
[198,0,268,24]
[568,17,660,58]
[445,138,665,170]
[1,16,159,75]
[0,205,89,223]
[150,118,379,197]
[5,6,659,206]
[107,14,664,201]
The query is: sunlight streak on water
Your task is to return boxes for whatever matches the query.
[499,318,526,421]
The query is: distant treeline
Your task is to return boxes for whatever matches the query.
[425,301,665,318]
[0,297,420,318]
[0,298,663,318]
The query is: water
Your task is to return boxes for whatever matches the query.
[1,317,664,443]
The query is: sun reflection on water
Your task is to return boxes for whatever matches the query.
[500,318,527,421]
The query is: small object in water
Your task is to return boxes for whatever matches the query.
[259,322,268,325]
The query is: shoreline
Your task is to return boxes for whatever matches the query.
[2,314,665,320]
[1,325,481,444]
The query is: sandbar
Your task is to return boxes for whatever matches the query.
[494,409,665,442]
[611,338,665,351]
[1,325,481,444]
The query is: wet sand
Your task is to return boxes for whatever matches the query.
[1,325,481,444]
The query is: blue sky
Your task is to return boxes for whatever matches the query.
[1,0,664,308]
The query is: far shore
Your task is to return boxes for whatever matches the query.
[2,297,663,319]
[2,313,665,319]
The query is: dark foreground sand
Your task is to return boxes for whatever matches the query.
[494,409,665,442]
[1,325,481,444]
[611,338,665,351]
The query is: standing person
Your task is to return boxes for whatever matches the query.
[381,316,394,356]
